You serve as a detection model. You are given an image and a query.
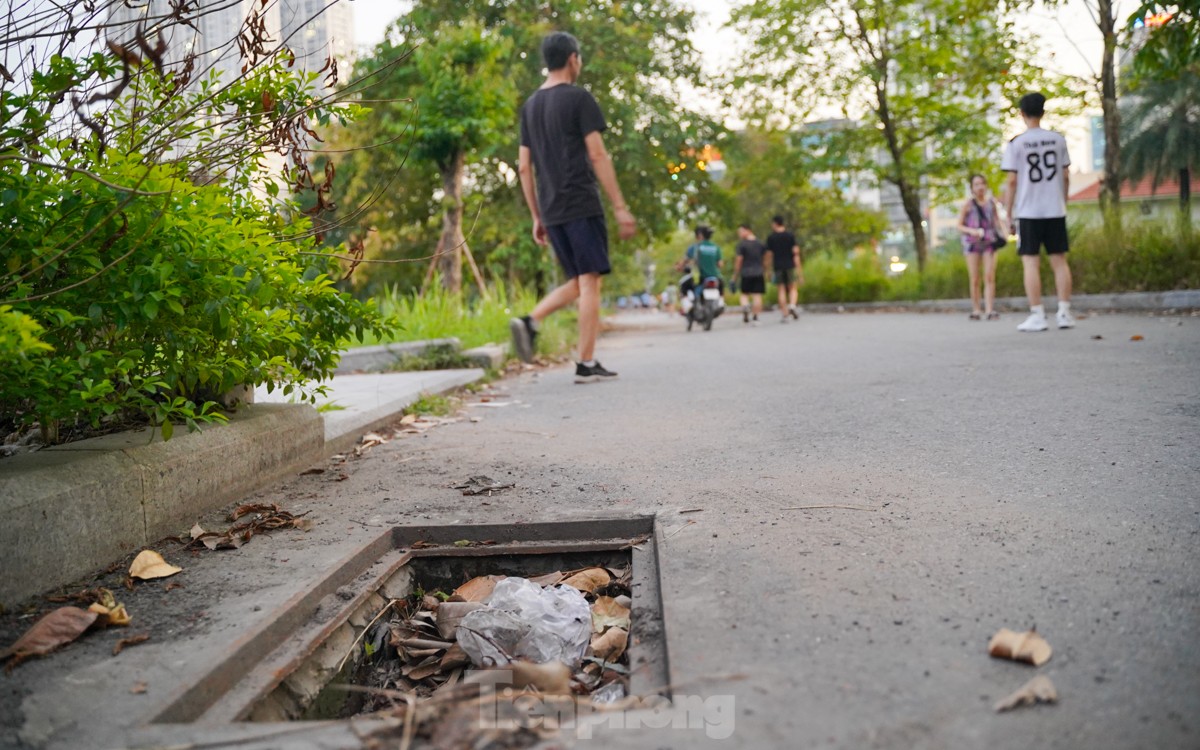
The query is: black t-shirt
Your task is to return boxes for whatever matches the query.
[735,239,766,277]
[519,84,607,227]
[766,230,797,270]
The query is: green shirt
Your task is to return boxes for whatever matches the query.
[688,241,722,279]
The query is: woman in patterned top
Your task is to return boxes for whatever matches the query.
[956,174,1006,321]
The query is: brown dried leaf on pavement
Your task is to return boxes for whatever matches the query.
[1,607,99,671]
[229,502,280,521]
[994,675,1058,712]
[988,627,1052,666]
[129,550,182,580]
[88,601,132,627]
[112,632,150,656]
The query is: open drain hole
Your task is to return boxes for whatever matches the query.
[170,517,669,737]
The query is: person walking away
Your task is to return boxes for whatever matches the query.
[685,225,724,293]
[956,174,1005,320]
[511,32,637,382]
[765,215,804,323]
[734,223,767,324]
[1001,92,1074,332]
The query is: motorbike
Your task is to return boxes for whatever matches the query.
[680,274,725,331]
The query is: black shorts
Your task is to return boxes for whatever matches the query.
[774,268,796,286]
[740,275,766,294]
[546,216,611,277]
[1017,218,1069,256]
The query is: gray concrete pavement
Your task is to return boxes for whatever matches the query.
[3,310,1197,749]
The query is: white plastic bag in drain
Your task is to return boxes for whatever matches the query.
[456,577,592,667]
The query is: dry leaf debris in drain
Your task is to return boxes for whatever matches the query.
[2,588,135,671]
[346,562,636,737]
[452,475,516,496]
[188,503,314,551]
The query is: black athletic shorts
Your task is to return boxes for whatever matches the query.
[740,275,766,294]
[774,268,795,286]
[1017,217,1069,256]
[546,216,611,277]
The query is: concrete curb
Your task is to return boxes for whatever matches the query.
[800,289,1200,314]
[462,343,507,369]
[334,338,461,374]
[0,404,323,607]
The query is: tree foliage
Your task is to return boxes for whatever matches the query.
[0,5,388,443]
[729,0,1057,271]
[331,0,725,295]
[1120,69,1200,227]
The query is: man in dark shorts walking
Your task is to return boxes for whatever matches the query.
[510,32,637,382]
[765,215,804,323]
[734,223,767,324]
[1002,92,1075,332]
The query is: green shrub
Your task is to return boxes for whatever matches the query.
[793,224,1198,304]
[0,53,389,443]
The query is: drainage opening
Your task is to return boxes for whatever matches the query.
[177,517,669,738]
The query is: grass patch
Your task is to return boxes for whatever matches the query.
[405,392,457,417]
[353,280,576,360]
[390,344,475,372]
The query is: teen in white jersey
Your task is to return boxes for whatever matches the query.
[1001,93,1076,332]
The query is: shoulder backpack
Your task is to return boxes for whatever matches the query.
[973,200,1007,250]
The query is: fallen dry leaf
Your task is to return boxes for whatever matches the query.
[465,661,572,695]
[590,627,628,663]
[452,575,506,603]
[591,596,631,633]
[440,642,471,671]
[164,582,184,593]
[129,550,182,580]
[229,503,280,521]
[988,627,1052,666]
[1,607,99,671]
[994,675,1058,712]
[189,523,205,540]
[400,413,419,425]
[562,568,611,594]
[130,681,147,695]
[88,601,131,627]
[299,467,325,476]
[112,633,150,656]
[1131,334,1144,341]
[436,602,485,640]
[529,571,565,587]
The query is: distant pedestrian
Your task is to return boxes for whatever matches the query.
[734,223,767,324]
[683,224,724,294]
[956,174,1005,320]
[510,32,637,382]
[765,215,804,322]
[1002,92,1074,332]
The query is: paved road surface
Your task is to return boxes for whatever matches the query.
[6,309,1197,749]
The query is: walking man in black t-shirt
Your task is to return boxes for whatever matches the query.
[510,32,637,383]
[764,215,804,323]
[734,223,767,324]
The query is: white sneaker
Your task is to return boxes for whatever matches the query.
[1017,312,1048,332]
[1056,309,1076,329]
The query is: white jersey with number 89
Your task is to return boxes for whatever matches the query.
[1001,127,1071,219]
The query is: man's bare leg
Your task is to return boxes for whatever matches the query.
[1049,253,1072,302]
[1022,255,1043,307]
[751,293,763,318]
[531,277,581,323]
[576,273,602,362]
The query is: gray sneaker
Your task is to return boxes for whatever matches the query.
[509,316,537,363]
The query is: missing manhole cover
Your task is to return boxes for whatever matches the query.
[155,517,669,746]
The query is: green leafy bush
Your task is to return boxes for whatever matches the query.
[0,52,389,443]
[793,224,1199,305]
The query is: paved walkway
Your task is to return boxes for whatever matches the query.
[5,310,1198,750]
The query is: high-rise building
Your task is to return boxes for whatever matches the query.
[280,0,354,88]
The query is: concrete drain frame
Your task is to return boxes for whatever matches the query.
[147,515,669,744]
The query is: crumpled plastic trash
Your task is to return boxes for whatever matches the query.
[457,577,591,667]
